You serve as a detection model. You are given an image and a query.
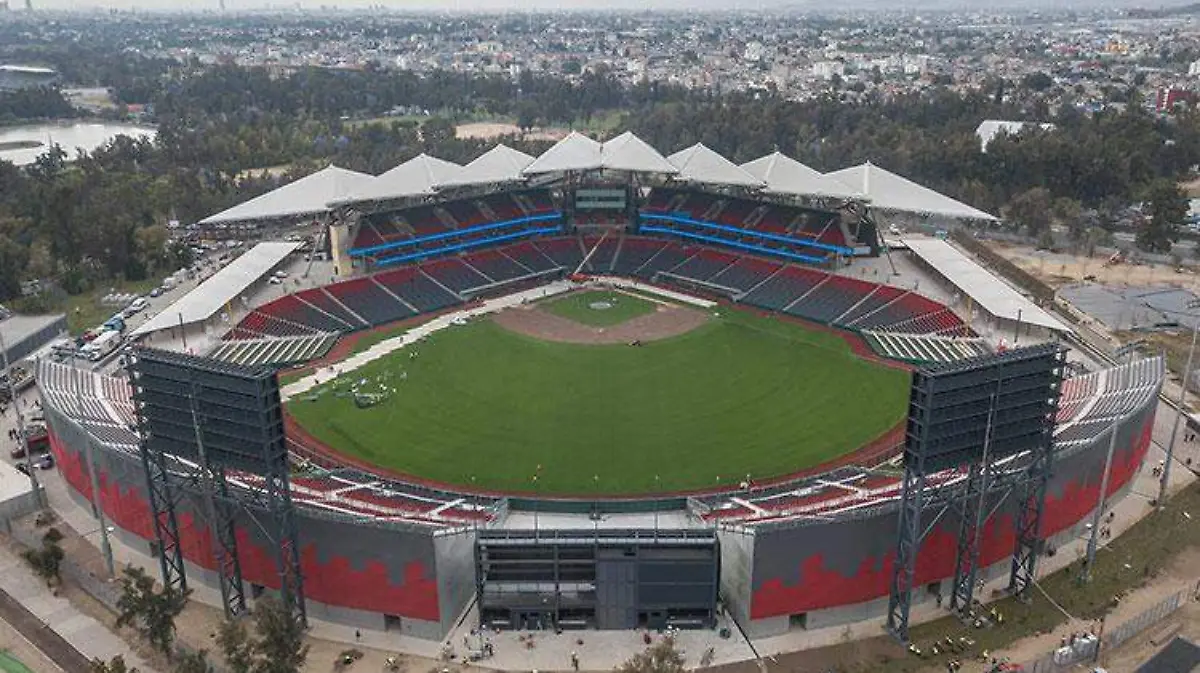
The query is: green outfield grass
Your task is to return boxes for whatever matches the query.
[543,290,659,327]
[287,308,910,494]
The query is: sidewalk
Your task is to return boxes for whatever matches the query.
[0,543,157,673]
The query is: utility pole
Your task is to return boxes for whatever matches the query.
[1159,299,1200,510]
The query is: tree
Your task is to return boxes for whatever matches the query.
[217,596,308,673]
[617,636,686,673]
[22,529,65,587]
[115,566,191,657]
[1137,179,1188,253]
[91,656,137,673]
[1002,187,1055,238]
[172,649,213,673]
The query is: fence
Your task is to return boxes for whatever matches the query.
[1023,579,1200,673]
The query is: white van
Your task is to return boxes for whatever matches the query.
[82,331,122,361]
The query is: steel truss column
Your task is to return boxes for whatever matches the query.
[1008,456,1050,598]
[886,457,926,643]
[137,435,188,594]
[264,467,306,626]
[213,468,247,617]
[949,461,984,613]
[1010,348,1063,597]
[130,362,188,594]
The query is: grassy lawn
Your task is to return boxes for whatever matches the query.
[11,278,162,335]
[542,290,659,327]
[838,478,1200,672]
[287,308,910,494]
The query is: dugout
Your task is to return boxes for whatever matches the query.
[475,528,719,632]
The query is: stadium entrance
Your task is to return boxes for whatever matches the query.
[475,529,719,631]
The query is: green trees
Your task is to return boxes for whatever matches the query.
[22,528,65,587]
[1002,187,1055,237]
[90,656,137,673]
[1137,179,1189,253]
[115,566,191,657]
[217,596,308,673]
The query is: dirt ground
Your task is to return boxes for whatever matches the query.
[454,122,569,142]
[989,240,1200,290]
[492,296,710,344]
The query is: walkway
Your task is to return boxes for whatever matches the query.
[0,545,157,673]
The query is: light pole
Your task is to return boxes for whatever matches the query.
[1159,298,1200,510]
[82,525,116,577]
[1080,342,1141,584]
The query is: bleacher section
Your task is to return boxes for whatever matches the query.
[374,269,461,313]
[324,278,417,326]
[862,331,992,363]
[688,353,1163,526]
[40,361,500,527]
[349,189,563,264]
[228,235,969,365]
[639,187,852,261]
[208,334,339,367]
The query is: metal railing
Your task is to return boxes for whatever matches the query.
[1023,579,1200,672]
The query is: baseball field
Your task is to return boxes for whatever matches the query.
[286,299,910,494]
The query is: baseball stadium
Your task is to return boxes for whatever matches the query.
[37,132,1165,654]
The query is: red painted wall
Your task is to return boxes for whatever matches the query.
[749,416,1153,619]
[50,433,440,622]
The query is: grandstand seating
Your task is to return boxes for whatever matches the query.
[533,238,584,270]
[581,236,620,273]
[642,188,849,251]
[664,249,738,283]
[707,257,782,293]
[504,242,559,273]
[324,278,417,327]
[838,286,905,325]
[375,268,462,313]
[634,243,692,279]
[258,294,352,333]
[465,250,535,283]
[298,288,368,328]
[741,266,826,311]
[784,275,878,324]
[611,238,668,276]
[421,258,491,294]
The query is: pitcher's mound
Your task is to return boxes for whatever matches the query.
[493,302,710,345]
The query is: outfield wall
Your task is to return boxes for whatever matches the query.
[43,404,471,640]
[730,397,1158,638]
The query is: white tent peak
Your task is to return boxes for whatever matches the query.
[599,131,677,174]
[199,165,375,226]
[741,151,860,200]
[522,131,603,175]
[826,162,997,222]
[667,143,764,188]
[440,144,535,187]
[333,153,463,206]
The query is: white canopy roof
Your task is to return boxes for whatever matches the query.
[975,120,1055,153]
[741,152,861,200]
[522,132,603,175]
[599,131,678,174]
[333,154,463,206]
[667,144,765,188]
[902,237,1070,333]
[826,162,998,222]
[440,144,535,187]
[132,242,300,337]
[199,165,375,226]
